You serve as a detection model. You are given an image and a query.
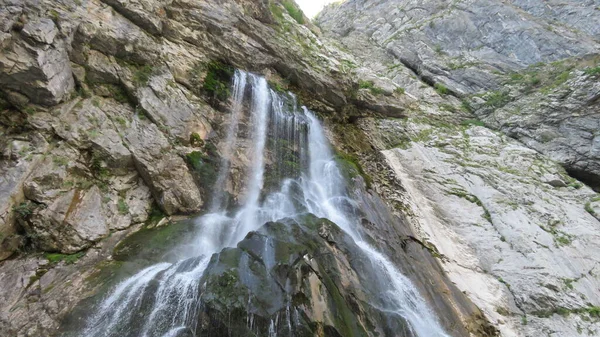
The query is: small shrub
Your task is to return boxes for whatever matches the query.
[13,202,35,219]
[394,87,405,95]
[461,119,485,127]
[118,198,129,215]
[282,0,305,24]
[583,66,600,76]
[434,83,449,95]
[133,65,153,86]
[485,91,510,108]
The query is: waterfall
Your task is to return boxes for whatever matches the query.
[80,70,449,337]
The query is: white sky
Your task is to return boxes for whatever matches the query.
[296,0,338,18]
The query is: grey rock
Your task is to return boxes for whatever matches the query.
[102,0,165,35]
[0,34,74,106]
[317,0,600,94]
[364,116,600,336]
[25,186,109,253]
[136,69,214,143]
[21,18,57,45]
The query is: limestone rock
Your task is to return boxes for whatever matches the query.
[0,18,74,106]
[364,117,600,336]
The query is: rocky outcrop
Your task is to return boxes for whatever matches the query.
[317,0,600,95]
[317,0,600,186]
[358,115,600,336]
[473,57,600,189]
[0,17,74,106]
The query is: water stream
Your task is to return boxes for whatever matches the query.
[81,71,449,337]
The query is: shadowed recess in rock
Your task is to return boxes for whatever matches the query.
[71,71,450,337]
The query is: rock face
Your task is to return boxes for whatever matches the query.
[317,0,599,95]
[0,17,75,106]
[358,116,600,336]
[317,0,600,186]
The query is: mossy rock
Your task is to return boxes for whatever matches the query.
[112,220,196,263]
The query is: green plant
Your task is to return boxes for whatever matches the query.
[118,198,129,215]
[358,80,385,95]
[52,156,69,167]
[199,60,234,102]
[583,66,600,76]
[190,132,204,147]
[484,91,510,108]
[115,116,127,126]
[13,202,35,219]
[585,202,596,216]
[45,252,85,265]
[461,119,485,127]
[282,0,305,24]
[434,83,448,95]
[394,87,405,95]
[434,44,443,55]
[133,65,153,86]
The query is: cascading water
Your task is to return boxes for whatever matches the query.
[80,70,449,337]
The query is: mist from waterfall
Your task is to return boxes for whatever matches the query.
[81,70,449,337]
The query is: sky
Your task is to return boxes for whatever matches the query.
[296,0,339,18]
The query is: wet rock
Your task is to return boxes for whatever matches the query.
[192,215,408,336]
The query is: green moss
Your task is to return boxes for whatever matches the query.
[268,79,287,93]
[186,142,220,190]
[193,60,234,102]
[113,221,195,262]
[335,152,373,190]
[45,251,85,265]
[190,132,204,147]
